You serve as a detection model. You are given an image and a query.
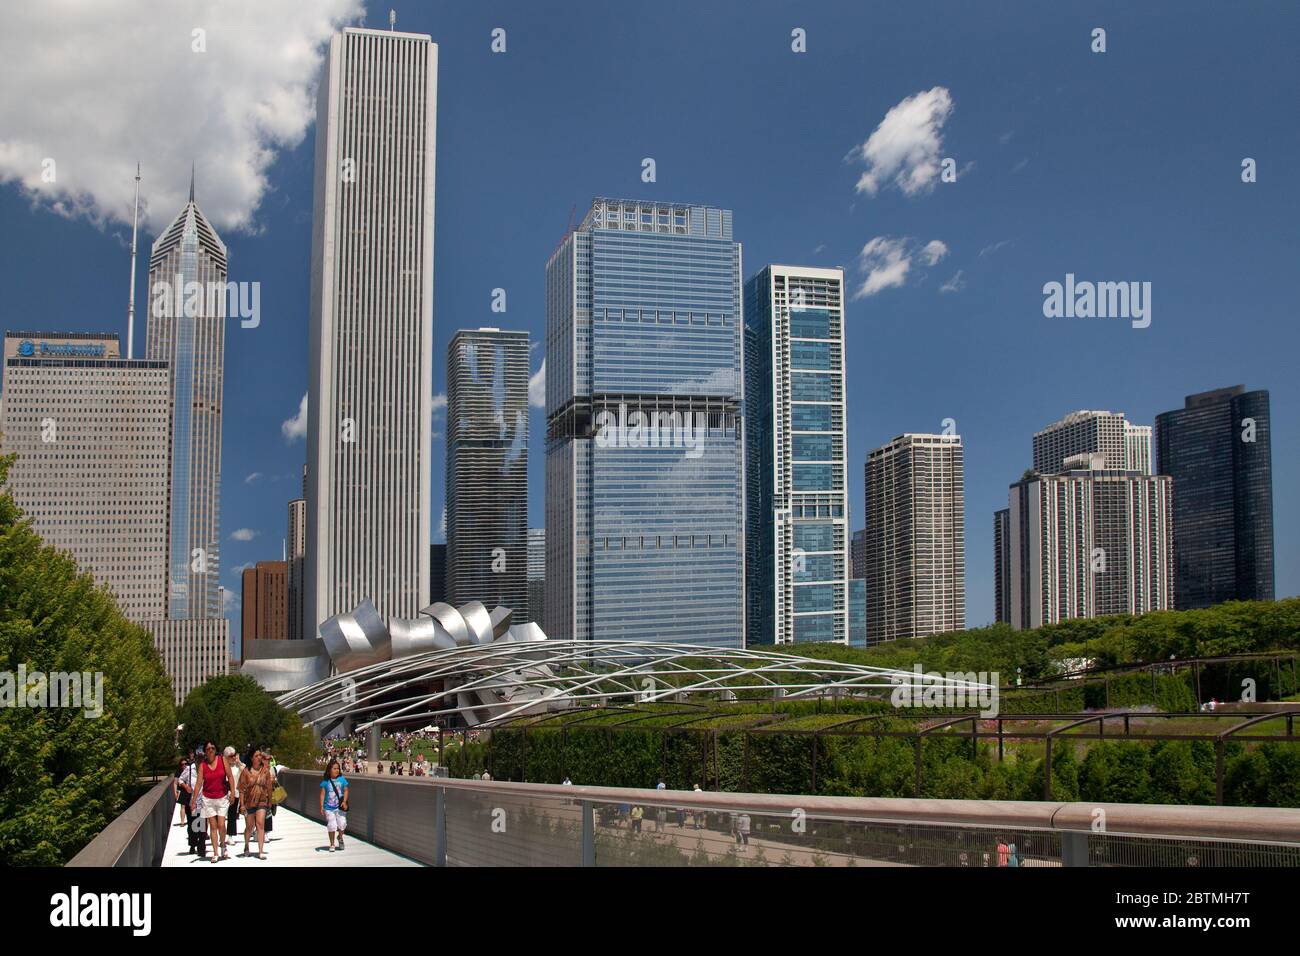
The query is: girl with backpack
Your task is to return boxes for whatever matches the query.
[320,758,350,852]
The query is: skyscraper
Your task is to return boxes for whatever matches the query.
[241,560,289,646]
[1155,385,1274,609]
[527,527,545,626]
[306,27,437,637]
[146,174,228,619]
[993,507,1011,624]
[445,328,529,613]
[287,495,306,643]
[1033,410,1152,475]
[545,199,744,647]
[744,265,848,645]
[1007,455,1174,629]
[864,433,965,643]
[851,528,868,581]
[1,332,170,621]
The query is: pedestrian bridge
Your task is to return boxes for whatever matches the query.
[69,771,1300,867]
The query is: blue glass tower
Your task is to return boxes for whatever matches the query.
[744,266,849,646]
[545,199,744,647]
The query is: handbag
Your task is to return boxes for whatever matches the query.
[272,784,288,805]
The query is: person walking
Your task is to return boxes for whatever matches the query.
[320,758,350,852]
[630,805,643,833]
[172,757,190,827]
[239,749,274,859]
[737,812,751,850]
[191,741,237,862]
[224,747,243,842]
[178,754,205,856]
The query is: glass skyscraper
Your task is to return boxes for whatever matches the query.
[445,328,530,614]
[146,176,227,619]
[1155,385,1274,609]
[744,265,849,645]
[545,199,744,647]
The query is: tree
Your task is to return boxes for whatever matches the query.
[0,454,176,865]
[177,673,314,768]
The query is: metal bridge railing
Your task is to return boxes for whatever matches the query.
[278,771,1300,867]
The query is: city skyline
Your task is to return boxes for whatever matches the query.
[2,3,1298,652]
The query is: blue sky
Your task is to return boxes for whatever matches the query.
[2,1,1297,654]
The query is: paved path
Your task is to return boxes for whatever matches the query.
[160,807,421,868]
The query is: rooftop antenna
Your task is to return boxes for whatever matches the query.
[126,162,141,360]
[389,8,396,30]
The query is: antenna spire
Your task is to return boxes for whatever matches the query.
[189,163,195,203]
[389,8,396,30]
[127,162,141,360]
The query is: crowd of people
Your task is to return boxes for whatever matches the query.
[172,742,282,862]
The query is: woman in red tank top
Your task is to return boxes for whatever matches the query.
[191,741,236,862]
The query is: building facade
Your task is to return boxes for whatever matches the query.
[306,27,437,637]
[545,199,745,647]
[864,433,965,643]
[1033,410,1152,475]
[429,543,447,605]
[1155,385,1274,609]
[241,560,289,645]
[146,178,228,620]
[744,265,849,645]
[287,495,306,643]
[851,528,868,581]
[1007,457,1175,629]
[1,332,170,621]
[527,527,545,625]
[445,328,529,613]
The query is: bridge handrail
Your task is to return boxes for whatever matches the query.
[280,770,1300,845]
[66,778,175,867]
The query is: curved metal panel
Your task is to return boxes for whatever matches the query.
[460,601,493,646]
[423,602,470,646]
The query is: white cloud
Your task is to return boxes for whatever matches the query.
[999,130,1015,145]
[222,588,239,614]
[431,392,447,413]
[919,240,949,267]
[529,359,546,408]
[244,471,263,485]
[979,240,1013,258]
[853,236,949,299]
[940,271,966,294]
[851,87,954,198]
[231,528,260,542]
[1011,158,1030,174]
[282,392,307,442]
[0,0,363,234]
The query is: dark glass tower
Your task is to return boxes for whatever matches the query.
[1155,385,1274,609]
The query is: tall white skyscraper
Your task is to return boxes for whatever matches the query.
[306,27,437,637]
[1008,456,1174,630]
[744,265,850,646]
[865,433,966,644]
[1033,410,1153,475]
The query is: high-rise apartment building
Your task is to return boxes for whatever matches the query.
[306,27,437,637]
[445,328,529,613]
[744,265,848,645]
[993,507,1011,624]
[146,176,228,619]
[1155,385,1274,609]
[241,560,289,645]
[864,433,965,643]
[429,544,447,605]
[1033,410,1152,475]
[851,528,868,581]
[1,332,170,621]
[287,496,306,642]
[1007,456,1174,629]
[545,199,744,647]
[527,527,545,625]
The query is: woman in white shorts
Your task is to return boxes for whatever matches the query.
[192,741,237,863]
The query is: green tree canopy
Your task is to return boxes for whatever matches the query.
[0,454,176,865]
